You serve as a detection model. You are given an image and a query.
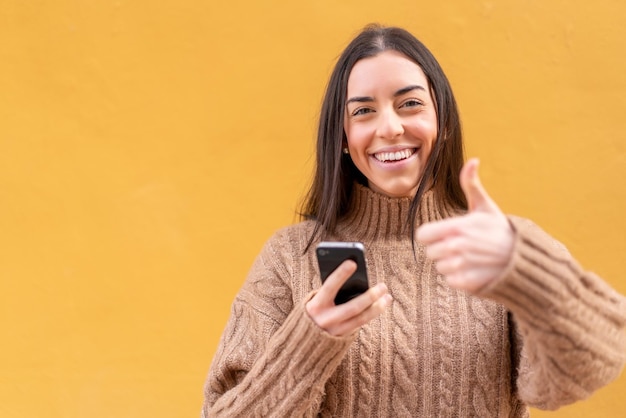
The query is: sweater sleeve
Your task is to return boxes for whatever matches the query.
[201,229,355,418]
[478,216,626,410]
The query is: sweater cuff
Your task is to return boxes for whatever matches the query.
[477,216,573,324]
[267,291,356,387]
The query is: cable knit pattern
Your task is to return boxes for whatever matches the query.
[388,250,420,416]
[355,321,374,415]
[470,296,501,416]
[202,184,626,417]
[436,273,456,417]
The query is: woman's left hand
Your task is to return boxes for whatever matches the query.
[416,159,515,293]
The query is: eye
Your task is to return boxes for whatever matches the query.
[352,107,374,116]
[400,99,423,108]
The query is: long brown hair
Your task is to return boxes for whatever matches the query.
[301,24,467,246]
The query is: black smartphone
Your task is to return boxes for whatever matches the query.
[316,241,369,305]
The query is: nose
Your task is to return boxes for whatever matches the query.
[376,108,404,140]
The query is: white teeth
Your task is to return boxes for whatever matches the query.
[374,148,415,162]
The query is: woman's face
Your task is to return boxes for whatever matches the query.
[343,50,438,198]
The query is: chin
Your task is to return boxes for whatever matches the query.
[374,184,417,198]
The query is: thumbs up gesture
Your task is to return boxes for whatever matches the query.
[416,159,514,293]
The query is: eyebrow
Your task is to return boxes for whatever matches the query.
[345,84,426,106]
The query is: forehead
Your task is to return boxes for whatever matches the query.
[347,50,429,93]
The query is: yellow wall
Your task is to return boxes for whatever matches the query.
[1,1,625,417]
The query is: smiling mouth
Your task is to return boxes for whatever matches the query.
[373,148,417,163]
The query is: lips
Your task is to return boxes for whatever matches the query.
[373,148,417,163]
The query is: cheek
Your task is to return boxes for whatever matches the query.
[345,125,371,149]
[409,117,438,147]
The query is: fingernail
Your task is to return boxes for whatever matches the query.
[384,294,393,305]
[344,260,357,270]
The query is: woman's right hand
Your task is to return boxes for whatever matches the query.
[306,260,392,337]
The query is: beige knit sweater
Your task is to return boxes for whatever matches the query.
[202,184,626,417]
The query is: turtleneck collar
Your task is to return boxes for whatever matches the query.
[335,183,462,243]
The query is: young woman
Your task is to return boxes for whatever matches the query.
[202,25,626,417]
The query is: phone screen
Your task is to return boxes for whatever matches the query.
[316,241,369,304]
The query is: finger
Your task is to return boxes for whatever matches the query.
[314,283,388,332]
[446,267,499,293]
[334,282,388,319]
[424,236,467,260]
[331,292,393,336]
[434,256,465,275]
[427,233,514,262]
[434,255,501,276]
[316,259,357,304]
[416,216,468,244]
[460,158,498,213]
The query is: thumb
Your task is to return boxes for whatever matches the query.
[460,158,497,213]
